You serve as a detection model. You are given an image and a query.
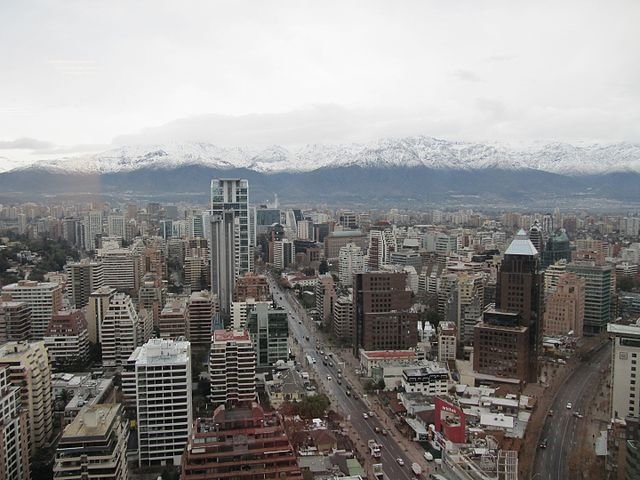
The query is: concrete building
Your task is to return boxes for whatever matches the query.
[96,244,144,293]
[233,273,271,302]
[544,259,568,299]
[128,338,192,467]
[324,230,367,260]
[83,210,103,251]
[138,274,165,328]
[107,214,126,238]
[209,178,253,318]
[85,286,116,345]
[158,295,189,339]
[333,292,354,342]
[272,238,296,269]
[66,260,104,309]
[543,273,585,336]
[188,290,217,346]
[1,280,63,340]
[401,364,449,395]
[352,271,419,355]
[0,365,29,480]
[230,298,271,330]
[438,321,457,362]
[181,402,302,480]
[338,243,365,287]
[0,301,31,342]
[100,293,143,368]
[609,322,640,420]
[315,274,336,328]
[209,329,256,407]
[246,303,289,369]
[367,227,397,270]
[44,309,90,368]
[0,341,53,454]
[53,403,128,480]
[567,261,613,334]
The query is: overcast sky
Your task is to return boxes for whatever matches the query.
[1,0,639,165]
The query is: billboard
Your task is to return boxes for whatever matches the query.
[434,397,466,443]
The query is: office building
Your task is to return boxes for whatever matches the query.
[66,260,104,309]
[338,242,365,287]
[0,365,29,480]
[352,271,419,355]
[85,286,116,344]
[83,210,103,251]
[44,309,90,368]
[368,227,397,270]
[209,178,253,317]
[402,364,449,395]
[100,293,143,368]
[247,303,289,369]
[541,229,571,268]
[324,230,367,260]
[272,239,295,269]
[188,290,217,346]
[107,214,126,238]
[0,341,53,454]
[138,274,165,328]
[255,207,281,235]
[567,261,613,334]
[474,229,542,383]
[0,301,31,342]
[1,280,63,340]
[315,274,336,328]
[543,273,585,336]
[528,220,544,255]
[181,402,302,480]
[53,403,128,480]
[544,259,568,299]
[209,329,256,406]
[128,339,192,466]
[158,295,189,339]
[333,292,354,342]
[438,321,457,362]
[609,322,640,420]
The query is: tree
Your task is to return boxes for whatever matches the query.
[298,394,330,419]
[364,379,377,393]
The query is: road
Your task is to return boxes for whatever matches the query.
[267,276,419,480]
[532,341,611,480]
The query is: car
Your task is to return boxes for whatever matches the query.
[374,426,381,433]
[368,411,374,417]
[548,409,554,417]
[352,393,359,401]
[305,336,310,341]
[573,411,584,419]
[381,429,388,435]
[298,320,302,324]
[566,402,572,409]
[538,438,548,449]
[337,379,342,385]
[327,376,332,381]
[397,458,405,466]
[346,390,351,396]
[363,413,369,419]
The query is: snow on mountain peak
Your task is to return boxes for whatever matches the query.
[2,136,640,175]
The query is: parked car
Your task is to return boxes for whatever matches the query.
[566,402,572,409]
[397,458,405,466]
[363,413,369,419]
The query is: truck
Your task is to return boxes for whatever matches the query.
[372,463,384,480]
[368,439,382,458]
[411,463,422,476]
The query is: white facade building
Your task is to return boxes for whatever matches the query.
[609,322,640,420]
[0,365,29,480]
[127,339,192,467]
[100,293,143,368]
[209,329,256,406]
[1,280,63,340]
[338,243,365,287]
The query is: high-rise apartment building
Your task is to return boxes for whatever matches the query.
[367,226,397,270]
[83,210,103,251]
[128,339,192,466]
[352,271,419,355]
[1,280,63,340]
[188,290,217,346]
[567,261,613,334]
[609,322,640,420]
[438,321,457,362]
[272,239,295,269]
[44,309,90,368]
[0,365,29,480]
[100,293,144,368]
[158,295,189,339]
[543,273,585,336]
[181,402,302,480]
[333,292,354,342]
[97,245,144,293]
[0,341,53,455]
[209,329,256,407]
[53,403,129,480]
[544,259,568,299]
[66,260,104,308]
[209,179,253,317]
[107,214,126,238]
[138,274,166,328]
[85,286,116,344]
[338,242,365,287]
[0,301,31,342]
[246,303,289,369]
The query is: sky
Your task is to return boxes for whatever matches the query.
[1,0,639,166]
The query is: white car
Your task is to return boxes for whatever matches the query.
[363,413,369,419]
[397,457,405,466]
[327,375,332,381]
[566,402,572,409]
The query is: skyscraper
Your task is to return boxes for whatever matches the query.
[209,179,252,318]
[0,365,29,480]
[209,329,256,407]
[66,260,104,309]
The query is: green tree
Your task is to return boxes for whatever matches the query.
[319,259,329,275]
[298,394,330,419]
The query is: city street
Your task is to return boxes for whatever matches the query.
[532,342,611,480]
[267,275,421,480]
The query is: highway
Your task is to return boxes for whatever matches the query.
[266,275,419,480]
[532,341,611,480]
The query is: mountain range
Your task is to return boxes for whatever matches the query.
[1,136,639,207]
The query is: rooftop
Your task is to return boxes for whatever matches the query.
[135,338,190,365]
[63,404,120,438]
[504,229,538,256]
[362,350,417,359]
[213,328,250,342]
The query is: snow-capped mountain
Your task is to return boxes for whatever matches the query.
[3,136,640,175]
